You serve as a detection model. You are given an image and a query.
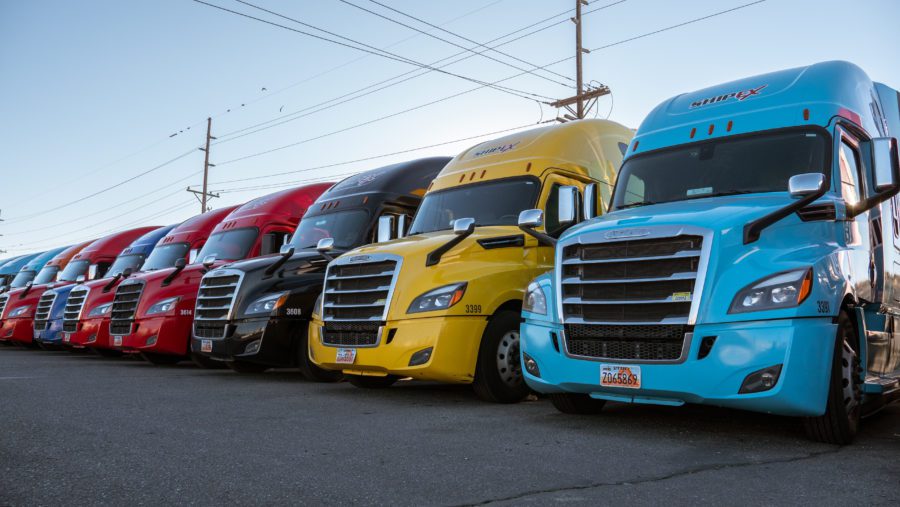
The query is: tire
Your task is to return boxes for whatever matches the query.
[226,360,269,374]
[92,347,123,358]
[347,374,398,388]
[141,352,182,366]
[549,393,606,414]
[191,352,227,369]
[472,310,530,404]
[803,311,862,444]
[296,327,343,382]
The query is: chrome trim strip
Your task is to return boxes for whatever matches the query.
[560,250,701,265]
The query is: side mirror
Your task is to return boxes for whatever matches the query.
[453,217,476,235]
[872,137,900,192]
[76,275,86,283]
[316,238,335,262]
[558,185,579,226]
[583,183,598,220]
[188,248,199,264]
[122,267,134,278]
[377,215,395,243]
[87,264,98,280]
[279,244,295,257]
[396,215,408,239]
[517,209,544,229]
[788,173,825,197]
[202,255,217,269]
[174,257,187,270]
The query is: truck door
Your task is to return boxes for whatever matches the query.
[885,195,900,375]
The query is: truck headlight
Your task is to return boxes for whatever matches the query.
[729,268,812,313]
[146,297,180,316]
[523,281,547,315]
[407,283,467,314]
[8,305,30,318]
[246,293,288,315]
[87,303,112,318]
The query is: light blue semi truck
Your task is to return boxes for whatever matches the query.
[518,61,900,444]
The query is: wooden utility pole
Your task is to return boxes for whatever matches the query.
[188,117,219,213]
[549,0,610,121]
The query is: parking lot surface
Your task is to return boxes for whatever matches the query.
[1,346,898,506]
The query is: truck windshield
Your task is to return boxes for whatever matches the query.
[32,266,59,285]
[58,260,90,282]
[409,177,541,235]
[196,227,258,262]
[612,130,828,210]
[141,242,190,271]
[9,270,36,288]
[106,254,146,277]
[290,210,369,250]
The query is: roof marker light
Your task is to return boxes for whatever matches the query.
[458,174,465,183]
[526,162,532,172]
[469,172,476,181]
[726,121,733,132]
[803,108,810,121]
[690,128,696,139]
[480,170,486,179]
[708,124,715,135]
[632,141,639,151]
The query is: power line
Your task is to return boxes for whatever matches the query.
[191,0,549,102]
[334,0,572,87]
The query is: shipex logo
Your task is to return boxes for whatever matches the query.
[690,84,767,109]
[472,141,520,158]
[605,228,650,240]
[348,255,371,263]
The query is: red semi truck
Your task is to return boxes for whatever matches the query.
[109,183,332,365]
[0,241,92,345]
[63,207,237,356]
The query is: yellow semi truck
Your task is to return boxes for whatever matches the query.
[309,119,633,402]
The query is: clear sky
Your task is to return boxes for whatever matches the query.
[1,0,899,255]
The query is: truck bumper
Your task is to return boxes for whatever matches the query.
[308,316,488,384]
[189,317,300,367]
[64,317,112,349]
[33,319,64,346]
[521,317,836,417]
[117,315,190,357]
[0,317,35,344]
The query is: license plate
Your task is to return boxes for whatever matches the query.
[335,348,357,364]
[600,364,642,389]
[63,333,70,343]
[201,340,212,353]
[113,336,122,347]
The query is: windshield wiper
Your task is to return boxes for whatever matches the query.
[681,190,756,202]
[617,200,656,209]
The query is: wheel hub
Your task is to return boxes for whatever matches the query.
[495,330,522,387]
[840,338,861,413]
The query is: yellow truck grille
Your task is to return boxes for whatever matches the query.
[321,256,399,347]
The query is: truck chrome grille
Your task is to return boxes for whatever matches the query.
[195,272,241,321]
[321,256,399,347]
[110,281,144,336]
[62,286,90,333]
[0,293,8,318]
[560,234,704,362]
[34,291,57,331]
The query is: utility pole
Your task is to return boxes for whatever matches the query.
[188,117,219,213]
[549,0,610,121]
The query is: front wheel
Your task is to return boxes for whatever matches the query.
[296,327,343,382]
[473,311,530,403]
[803,311,862,444]
[347,374,398,388]
[226,360,269,374]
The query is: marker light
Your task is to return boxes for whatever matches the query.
[729,269,813,314]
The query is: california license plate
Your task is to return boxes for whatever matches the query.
[63,333,70,343]
[201,340,212,353]
[113,336,123,347]
[335,348,357,364]
[600,364,642,389]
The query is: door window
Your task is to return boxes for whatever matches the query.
[839,140,863,206]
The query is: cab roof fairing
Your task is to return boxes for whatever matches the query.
[210,183,333,233]
[626,60,895,159]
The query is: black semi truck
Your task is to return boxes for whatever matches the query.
[190,156,449,377]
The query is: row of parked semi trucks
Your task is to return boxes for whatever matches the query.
[2,61,900,444]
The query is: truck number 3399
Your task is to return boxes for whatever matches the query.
[465,305,482,314]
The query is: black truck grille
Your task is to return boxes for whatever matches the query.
[193,271,242,339]
[62,286,90,333]
[33,291,57,332]
[322,322,380,346]
[564,324,689,361]
[109,281,144,336]
[560,234,703,361]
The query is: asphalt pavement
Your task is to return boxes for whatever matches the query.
[1,346,898,506]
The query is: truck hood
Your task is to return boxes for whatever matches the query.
[1,282,73,319]
[220,250,333,275]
